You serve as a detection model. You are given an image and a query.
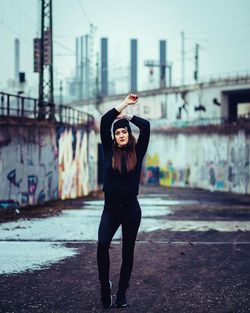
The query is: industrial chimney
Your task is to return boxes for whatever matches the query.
[14,38,20,82]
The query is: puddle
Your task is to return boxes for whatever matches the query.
[0,207,249,243]
[1,195,250,275]
[0,242,78,275]
[140,219,250,233]
[83,198,199,207]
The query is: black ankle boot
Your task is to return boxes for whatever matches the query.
[115,289,127,307]
[101,281,112,309]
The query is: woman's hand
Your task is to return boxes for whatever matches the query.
[124,94,139,105]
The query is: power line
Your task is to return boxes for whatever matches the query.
[54,40,75,54]
[202,37,250,49]
[9,0,37,27]
[0,19,31,46]
[202,47,250,57]
[77,0,91,24]
[189,23,250,35]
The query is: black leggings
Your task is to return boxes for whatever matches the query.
[97,199,141,291]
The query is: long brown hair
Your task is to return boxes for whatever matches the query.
[112,134,137,173]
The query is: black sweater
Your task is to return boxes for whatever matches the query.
[100,108,150,201]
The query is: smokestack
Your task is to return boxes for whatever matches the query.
[101,37,108,97]
[14,38,20,81]
[159,40,167,88]
[75,37,79,81]
[130,39,138,92]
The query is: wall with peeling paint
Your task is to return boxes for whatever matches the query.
[145,130,250,194]
[0,124,98,209]
[0,125,58,209]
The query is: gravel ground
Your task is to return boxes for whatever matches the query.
[0,186,250,313]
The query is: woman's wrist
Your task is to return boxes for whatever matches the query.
[123,114,133,121]
[115,101,129,113]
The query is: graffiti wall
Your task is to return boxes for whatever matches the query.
[57,126,98,199]
[0,125,58,209]
[145,131,250,194]
[0,124,98,209]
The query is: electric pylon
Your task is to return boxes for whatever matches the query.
[38,0,54,120]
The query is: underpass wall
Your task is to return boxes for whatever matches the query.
[145,130,250,194]
[0,122,98,209]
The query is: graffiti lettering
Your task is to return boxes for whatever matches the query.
[7,169,22,187]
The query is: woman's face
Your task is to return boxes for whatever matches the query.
[114,128,129,147]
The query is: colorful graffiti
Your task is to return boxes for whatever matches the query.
[145,153,190,187]
[57,126,91,199]
[0,122,97,209]
[146,131,250,194]
[28,175,38,205]
[146,154,160,185]
[162,161,176,187]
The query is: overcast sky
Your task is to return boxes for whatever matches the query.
[1,0,250,95]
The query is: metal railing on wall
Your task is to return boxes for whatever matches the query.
[150,116,250,131]
[0,92,93,125]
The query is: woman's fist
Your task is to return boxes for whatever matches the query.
[125,94,138,105]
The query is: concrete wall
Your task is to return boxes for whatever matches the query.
[145,130,250,194]
[0,125,58,209]
[0,123,98,209]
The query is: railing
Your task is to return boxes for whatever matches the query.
[103,70,250,96]
[151,116,250,130]
[0,92,93,125]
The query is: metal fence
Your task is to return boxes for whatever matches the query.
[0,92,93,125]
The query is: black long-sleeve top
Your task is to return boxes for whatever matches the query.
[100,108,150,202]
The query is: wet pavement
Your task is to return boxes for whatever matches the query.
[0,185,250,313]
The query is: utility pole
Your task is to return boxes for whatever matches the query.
[144,60,172,88]
[194,43,199,83]
[38,0,54,120]
[181,31,185,86]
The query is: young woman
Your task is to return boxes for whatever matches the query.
[97,94,150,308]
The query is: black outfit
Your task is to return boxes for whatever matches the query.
[97,108,150,292]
